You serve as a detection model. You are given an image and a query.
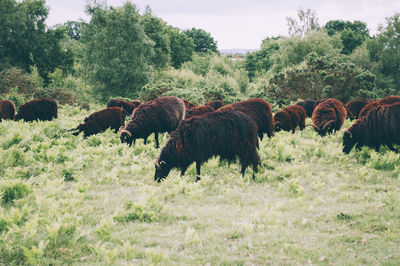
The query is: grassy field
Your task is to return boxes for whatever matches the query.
[0,105,399,265]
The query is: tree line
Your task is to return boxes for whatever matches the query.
[1,2,399,107]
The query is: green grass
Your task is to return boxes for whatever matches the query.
[0,105,399,264]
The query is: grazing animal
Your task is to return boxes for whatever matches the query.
[346,100,368,120]
[311,98,347,136]
[296,99,325,118]
[119,96,186,148]
[0,99,16,121]
[154,110,261,182]
[343,102,400,153]
[69,107,128,137]
[205,100,224,110]
[107,99,141,117]
[182,99,196,110]
[358,96,400,119]
[185,105,215,119]
[15,98,57,122]
[274,104,306,133]
[218,98,275,140]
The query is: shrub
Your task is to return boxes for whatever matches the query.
[1,182,31,205]
[0,68,37,96]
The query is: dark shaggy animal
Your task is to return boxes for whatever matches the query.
[343,102,400,153]
[185,105,215,119]
[218,98,275,140]
[358,96,400,119]
[296,99,325,118]
[346,100,368,120]
[205,100,224,110]
[119,96,186,148]
[0,99,16,121]
[69,107,128,137]
[274,104,306,133]
[182,99,196,110]
[154,110,261,182]
[15,98,57,122]
[107,99,141,117]
[311,98,347,136]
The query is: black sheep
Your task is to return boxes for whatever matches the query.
[69,107,128,137]
[358,96,400,119]
[311,98,347,136]
[185,105,215,119]
[119,96,186,148]
[274,104,306,133]
[107,99,141,117]
[346,99,369,120]
[296,99,325,118]
[218,98,275,140]
[15,98,57,122]
[343,102,400,153]
[154,110,261,182]
[0,99,16,121]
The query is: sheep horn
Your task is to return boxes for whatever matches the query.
[155,157,160,168]
[322,120,335,131]
[119,129,132,137]
[345,130,352,138]
[306,124,319,131]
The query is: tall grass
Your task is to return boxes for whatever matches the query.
[0,108,399,264]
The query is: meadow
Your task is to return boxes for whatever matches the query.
[0,105,400,265]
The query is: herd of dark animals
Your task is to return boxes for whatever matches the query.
[1,95,399,182]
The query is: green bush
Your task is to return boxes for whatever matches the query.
[1,182,31,205]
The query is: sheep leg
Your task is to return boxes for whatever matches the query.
[252,164,258,180]
[292,128,295,134]
[258,133,264,141]
[196,162,201,182]
[143,137,147,145]
[180,167,187,176]
[300,120,305,130]
[155,132,159,148]
[241,165,246,178]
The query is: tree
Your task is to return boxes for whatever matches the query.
[83,2,154,99]
[268,53,376,103]
[183,28,218,53]
[324,20,370,54]
[244,37,280,80]
[140,8,171,69]
[286,8,320,38]
[63,20,85,41]
[271,31,343,73]
[0,0,72,82]
[168,27,195,68]
[365,13,400,92]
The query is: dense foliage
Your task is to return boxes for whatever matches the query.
[0,0,73,82]
[183,28,218,54]
[267,53,375,103]
[1,1,399,105]
[82,2,154,100]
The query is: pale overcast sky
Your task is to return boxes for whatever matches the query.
[45,0,400,50]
